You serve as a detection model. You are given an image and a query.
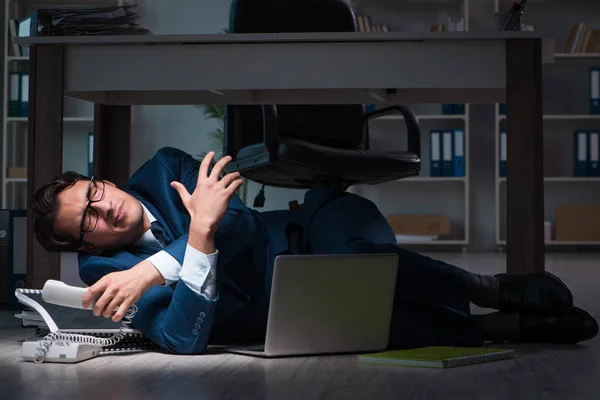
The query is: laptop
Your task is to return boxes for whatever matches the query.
[225,253,398,357]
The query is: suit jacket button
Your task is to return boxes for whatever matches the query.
[196,317,204,324]
[192,329,199,336]
[194,323,201,329]
[199,312,206,318]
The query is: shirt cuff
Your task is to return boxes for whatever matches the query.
[179,244,218,300]
[146,250,182,287]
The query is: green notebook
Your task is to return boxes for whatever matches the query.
[357,346,515,369]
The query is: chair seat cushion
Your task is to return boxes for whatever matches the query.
[235,137,420,188]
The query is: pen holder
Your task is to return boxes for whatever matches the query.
[493,10,523,31]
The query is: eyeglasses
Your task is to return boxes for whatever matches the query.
[79,176,106,246]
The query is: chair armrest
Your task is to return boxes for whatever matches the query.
[261,105,279,160]
[365,105,421,157]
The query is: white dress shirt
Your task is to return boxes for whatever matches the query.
[134,202,218,300]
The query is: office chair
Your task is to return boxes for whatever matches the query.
[223,0,421,192]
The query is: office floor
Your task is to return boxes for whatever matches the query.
[1,252,599,400]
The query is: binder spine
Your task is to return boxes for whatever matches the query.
[430,130,441,176]
[591,68,600,114]
[453,129,465,177]
[575,130,588,177]
[588,131,600,176]
[19,73,29,117]
[8,73,20,117]
[499,131,507,177]
[442,131,454,176]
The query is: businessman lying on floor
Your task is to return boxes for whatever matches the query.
[31,147,598,354]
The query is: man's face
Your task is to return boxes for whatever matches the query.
[55,178,147,253]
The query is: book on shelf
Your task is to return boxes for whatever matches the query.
[564,23,600,54]
[355,14,389,32]
[357,346,515,369]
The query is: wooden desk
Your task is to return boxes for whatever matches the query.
[15,32,554,288]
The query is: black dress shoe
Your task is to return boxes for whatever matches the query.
[495,271,573,315]
[518,306,599,344]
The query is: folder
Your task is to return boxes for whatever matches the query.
[441,104,454,115]
[442,131,454,176]
[454,104,466,115]
[591,68,600,114]
[19,73,29,117]
[430,130,442,176]
[8,73,20,117]
[499,130,507,177]
[588,131,600,176]
[453,129,465,177]
[574,130,588,177]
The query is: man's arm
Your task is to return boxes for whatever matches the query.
[132,147,257,265]
[79,254,218,355]
[81,151,244,354]
[143,234,218,299]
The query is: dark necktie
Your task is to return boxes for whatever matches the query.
[150,221,171,247]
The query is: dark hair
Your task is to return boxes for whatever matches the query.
[30,171,91,252]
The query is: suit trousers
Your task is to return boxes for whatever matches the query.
[300,188,484,349]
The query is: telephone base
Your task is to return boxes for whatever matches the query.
[21,341,102,364]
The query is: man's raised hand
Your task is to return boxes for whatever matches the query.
[170,151,243,238]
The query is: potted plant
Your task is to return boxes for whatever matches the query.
[196,104,249,205]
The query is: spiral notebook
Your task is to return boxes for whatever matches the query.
[357,346,515,369]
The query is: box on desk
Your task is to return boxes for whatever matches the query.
[555,204,600,242]
[386,214,451,238]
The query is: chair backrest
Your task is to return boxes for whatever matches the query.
[226,0,367,151]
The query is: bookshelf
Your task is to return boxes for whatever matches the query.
[345,0,471,247]
[1,0,126,210]
[493,1,600,248]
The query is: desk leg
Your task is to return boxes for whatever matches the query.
[505,39,545,274]
[26,46,64,288]
[93,105,131,189]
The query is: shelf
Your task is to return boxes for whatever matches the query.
[7,117,94,123]
[497,114,600,121]
[397,240,467,245]
[7,56,29,62]
[498,177,600,183]
[497,240,600,246]
[10,0,127,5]
[375,114,466,121]
[5,178,26,183]
[554,53,600,62]
[397,176,466,183]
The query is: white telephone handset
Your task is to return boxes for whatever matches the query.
[41,280,94,310]
[16,280,138,364]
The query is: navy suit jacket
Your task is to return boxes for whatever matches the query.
[78,147,389,354]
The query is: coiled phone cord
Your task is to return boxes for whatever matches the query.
[15,288,138,364]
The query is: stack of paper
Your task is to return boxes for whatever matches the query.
[26,5,151,37]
